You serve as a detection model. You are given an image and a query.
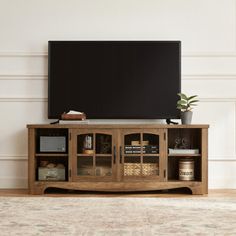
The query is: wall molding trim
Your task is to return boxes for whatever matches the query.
[3,97,231,103]
[209,158,236,162]
[2,74,236,80]
[0,74,47,80]
[0,52,47,57]
[0,155,27,160]
[182,74,236,80]
[1,74,236,81]
[182,52,236,57]
[1,51,236,58]
[199,98,236,102]
[0,98,47,102]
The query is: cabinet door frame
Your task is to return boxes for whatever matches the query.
[119,128,165,181]
[70,128,118,182]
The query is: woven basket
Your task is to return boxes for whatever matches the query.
[124,163,158,176]
[142,163,159,176]
[124,163,141,176]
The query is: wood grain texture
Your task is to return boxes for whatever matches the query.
[31,181,204,195]
[27,124,210,129]
[28,128,35,194]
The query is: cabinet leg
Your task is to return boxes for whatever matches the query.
[30,186,45,195]
[190,186,204,195]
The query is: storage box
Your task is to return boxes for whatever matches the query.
[38,167,65,181]
[40,136,66,152]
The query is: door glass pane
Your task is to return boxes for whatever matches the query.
[77,134,94,154]
[76,133,113,178]
[143,156,159,176]
[124,156,141,176]
[143,133,159,154]
[77,156,93,176]
[96,134,112,154]
[124,133,141,154]
[95,156,112,176]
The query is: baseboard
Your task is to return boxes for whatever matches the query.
[0,178,27,189]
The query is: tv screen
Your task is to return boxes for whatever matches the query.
[48,41,181,119]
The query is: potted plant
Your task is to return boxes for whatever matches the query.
[177,93,199,124]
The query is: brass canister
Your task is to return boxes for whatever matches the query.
[179,159,194,181]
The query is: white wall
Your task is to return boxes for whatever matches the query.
[0,0,236,189]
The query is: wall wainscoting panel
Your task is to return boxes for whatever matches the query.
[209,161,236,189]
[0,56,47,76]
[182,79,236,98]
[182,56,236,75]
[192,101,236,158]
[0,79,47,99]
[0,160,27,189]
[0,177,27,189]
[0,101,48,157]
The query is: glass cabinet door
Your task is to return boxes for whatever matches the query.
[122,130,160,179]
[72,130,115,180]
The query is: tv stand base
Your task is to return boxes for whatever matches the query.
[30,181,206,195]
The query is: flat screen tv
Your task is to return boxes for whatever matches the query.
[48,41,181,119]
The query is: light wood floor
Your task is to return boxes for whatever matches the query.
[0,189,236,198]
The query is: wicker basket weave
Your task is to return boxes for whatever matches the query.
[124,163,158,176]
[142,163,159,176]
[124,163,141,176]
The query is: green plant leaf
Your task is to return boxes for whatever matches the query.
[187,95,198,101]
[189,100,199,104]
[177,93,188,100]
[177,100,187,105]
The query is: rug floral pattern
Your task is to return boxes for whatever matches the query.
[0,197,236,235]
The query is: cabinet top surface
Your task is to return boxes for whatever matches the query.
[27,124,209,129]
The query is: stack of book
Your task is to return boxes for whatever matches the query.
[59,110,89,124]
[124,145,158,154]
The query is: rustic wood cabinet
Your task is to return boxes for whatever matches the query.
[27,124,209,195]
